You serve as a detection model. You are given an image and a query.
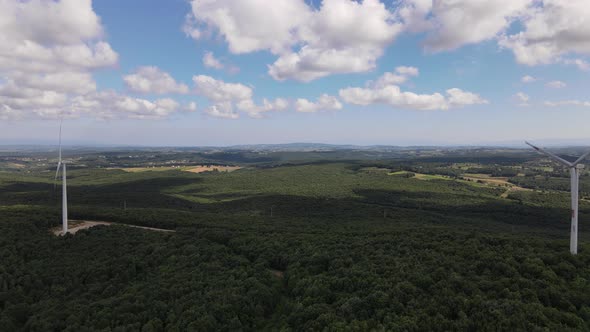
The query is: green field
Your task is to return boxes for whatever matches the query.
[1,148,590,331]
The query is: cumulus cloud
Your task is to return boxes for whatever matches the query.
[184,0,309,54]
[186,0,402,81]
[193,75,252,102]
[545,80,566,88]
[398,1,590,70]
[521,75,536,83]
[185,102,198,112]
[371,66,419,88]
[193,75,287,119]
[236,98,289,118]
[0,0,118,74]
[339,68,487,111]
[204,102,239,119]
[10,71,96,95]
[203,51,224,70]
[514,92,530,106]
[124,67,189,94]
[0,0,121,120]
[499,0,590,67]
[446,88,488,107]
[74,92,181,119]
[563,58,590,71]
[340,85,444,110]
[184,0,590,79]
[295,94,343,113]
[202,51,240,73]
[399,0,531,52]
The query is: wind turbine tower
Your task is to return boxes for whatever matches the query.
[55,122,68,235]
[526,141,590,255]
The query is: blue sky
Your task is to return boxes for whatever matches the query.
[1,0,590,146]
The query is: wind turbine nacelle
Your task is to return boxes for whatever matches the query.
[576,164,585,170]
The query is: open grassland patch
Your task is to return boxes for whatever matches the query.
[359,166,392,173]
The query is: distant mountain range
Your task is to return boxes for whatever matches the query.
[1,140,589,153]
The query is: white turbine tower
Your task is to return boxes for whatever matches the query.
[55,121,68,235]
[526,141,590,255]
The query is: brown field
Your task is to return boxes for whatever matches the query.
[185,165,242,173]
[459,174,531,198]
[112,165,242,173]
[461,173,513,186]
[5,163,26,168]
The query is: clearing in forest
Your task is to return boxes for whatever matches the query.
[111,165,242,173]
[51,220,175,236]
[184,165,242,173]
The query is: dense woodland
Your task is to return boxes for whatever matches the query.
[1,148,589,331]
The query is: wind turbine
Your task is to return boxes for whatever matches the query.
[55,121,68,235]
[526,141,590,255]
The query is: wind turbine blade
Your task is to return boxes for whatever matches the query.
[54,119,63,190]
[525,141,572,167]
[55,161,61,182]
[572,150,590,166]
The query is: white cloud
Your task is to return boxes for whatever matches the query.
[9,71,96,95]
[187,0,402,81]
[371,66,419,88]
[396,0,433,33]
[202,51,240,73]
[0,0,119,119]
[521,75,536,83]
[563,58,590,71]
[71,91,181,120]
[546,80,566,88]
[399,0,531,52]
[193,75,288,119]
[193,75,252,102]
[236,98,289,118]
[544,100,590,107]
[203,51,224,70]
[186,102,198,112]
[395,66,420,76]
[124,67,189,94]
[339,69,487,111]
[2,0,102,44]
[339,66,486,110]
[0,88,184,121]
[0,0,118,73]
[269,47,384,82]
[446,88,488,107]
[184,0,309,54]
[271,0,403,81]
[204,102,239,119]
[184,0,590,81]
[0,87,68,113]
[514,92,530,106]
[295,94,343,113]
[340,85,446,110]
[398,1,590,71]
[499,0,590,67]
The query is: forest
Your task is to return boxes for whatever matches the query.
[0,147,589,331]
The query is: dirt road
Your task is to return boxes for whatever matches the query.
[52,220,175,236]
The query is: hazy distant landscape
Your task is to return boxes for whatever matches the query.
[1,145,589,330]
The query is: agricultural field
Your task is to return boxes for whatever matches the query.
[1,147,590,331]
